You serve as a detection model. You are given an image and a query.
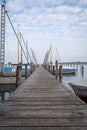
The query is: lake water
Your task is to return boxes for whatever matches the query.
[0,64,87,103]
[62,64,87,92]
[63,65,87,82]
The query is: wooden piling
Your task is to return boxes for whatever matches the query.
[32,65,35,73]
[50,61,53,73]
[52,65,55,75]
[25,65,28,79]
[81,65,84,77]
[45,64,47,69]
[30,65,32,74]
[48,64,50,72]
[59,64,62,82]
[55,60,58,80]
[16,65,22,89]
[76,64,78,71]
[1,91,5,103]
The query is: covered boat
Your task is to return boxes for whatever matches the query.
[59,68,76,75]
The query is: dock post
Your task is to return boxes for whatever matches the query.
[52,65,55,75]
[1,91,5,103]
[59,64,62,82]
[55,60,58,80]
[16,65,22,89]
[48,64,50,72]
[25,65,28,79]
[45,64,47,69]
[31,64,36,73]
[30,65,32,74]
[50,61,53,73]
[33,65,35,72]
[76,64,78,71]
[81,65,84,77]
[46,64,48,71]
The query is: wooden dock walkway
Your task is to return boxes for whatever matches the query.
[0,66,87,130]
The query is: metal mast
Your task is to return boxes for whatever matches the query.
[26,41,29,64]
[0,0,6,73]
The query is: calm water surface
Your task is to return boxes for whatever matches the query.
[62,65,87,92]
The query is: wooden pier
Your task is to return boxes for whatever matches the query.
[0,66,87,130]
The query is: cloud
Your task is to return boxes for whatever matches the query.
[26,0,65,7]
[6,0,65,13]
[0,0,87,63]
[79,0,87,6]
[5,2,87,43]
[7,0,24,12]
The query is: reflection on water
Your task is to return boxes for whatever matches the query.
[0,92,12,103]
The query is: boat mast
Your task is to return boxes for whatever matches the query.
[26,41,29,64]
[20,39,23,64]
[0,0,6,73]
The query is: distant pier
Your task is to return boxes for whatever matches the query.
[0,66,87,129]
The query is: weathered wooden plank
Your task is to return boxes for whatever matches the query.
[1,109,87,118]
[1,104,87,111]
[0,118,87,127]
[1,100,84,105]
[0,127,87,130]
[5,97,83,103]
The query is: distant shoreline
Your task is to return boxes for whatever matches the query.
[59,62,87,65]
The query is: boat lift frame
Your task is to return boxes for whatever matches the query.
[0,0,6,73]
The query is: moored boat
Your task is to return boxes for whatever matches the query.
[69,80,87,103]
[59,68,76,75]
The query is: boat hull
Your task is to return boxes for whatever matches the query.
[58,68,76,75]
[69,82,87,103]
[69,83,87,98]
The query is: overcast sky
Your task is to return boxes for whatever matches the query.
[0,0,87,64]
